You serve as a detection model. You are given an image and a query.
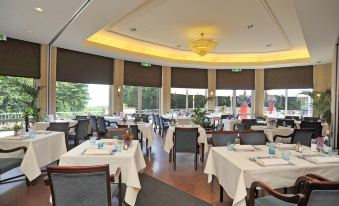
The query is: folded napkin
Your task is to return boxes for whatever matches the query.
[311,157,339,163]
[275,144,295,150]
[234,145,255,151]
[84,148,112,155]
[256,158,290,166]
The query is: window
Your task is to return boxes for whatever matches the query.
[171,88,187,110]
[236,90,253,118]
[142,87,160,114]
[264,89,313,117]
[124,86,160,114]
[216,90,233,113]
[123,85,138,114]
[171,88,207,111]
[56,82,109,118]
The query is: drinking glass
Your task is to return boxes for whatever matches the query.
[282,150,291,160]
[268,143,276,157]
[283,121,287,127]
[234,138,240,145]
[97,140,104,149]
[227,142,234,151]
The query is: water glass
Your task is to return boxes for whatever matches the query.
[311,139,317,152]
[97,141,104,149]
[227,142,234,151]
[268,143,276,156]
[282,151,291,160]
[90,136,97,145]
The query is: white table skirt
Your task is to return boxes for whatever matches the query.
[251,126,294,142]
[138,123,155,148]
[59,140,146,206]
[0,132,67,181]
[222,119,241,131]
[164,126,208,153]
[204,146,339,206]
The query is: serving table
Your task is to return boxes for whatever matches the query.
[59,140,146,206]
[204,145,339,206]
[0,131,67,181]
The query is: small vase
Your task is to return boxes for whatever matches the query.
[123,140,132,150]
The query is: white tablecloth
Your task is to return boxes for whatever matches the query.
[0,132,67,181]
[164,126,208,153]
[33,120,78,131]
[294,121,329,136]
[137,123,155,148]
[204,146,339,206]
[175,117,193,125]
[222,119,241,131]
[251,126,294,142]
[59,140,146,206]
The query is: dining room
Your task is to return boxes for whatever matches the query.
[1,0,339,206]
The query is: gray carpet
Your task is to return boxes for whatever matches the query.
[135,174,212,206]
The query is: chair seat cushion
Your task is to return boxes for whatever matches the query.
[255,195,297,206]
[0,158,22,174]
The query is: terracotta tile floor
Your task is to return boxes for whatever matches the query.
[0,132,233,206]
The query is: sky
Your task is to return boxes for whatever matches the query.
[87,84,109,107]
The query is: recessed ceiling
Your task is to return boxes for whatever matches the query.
[0,0,338,69]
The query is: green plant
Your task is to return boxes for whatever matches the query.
[300,89,331,125]
[192,108,208,125]
[13,124,23,130]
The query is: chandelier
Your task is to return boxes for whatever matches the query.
[188,33,217,57]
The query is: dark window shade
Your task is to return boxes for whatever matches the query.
[264,66,313,90]
[171,67,208,88]
[0,38,40,78]
[216,69,255,89]
[57,48,113,85]
[124,61,162,87]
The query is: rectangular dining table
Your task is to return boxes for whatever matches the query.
[58,140,146,206]
[204,145,339,206]
[0,131,67,181]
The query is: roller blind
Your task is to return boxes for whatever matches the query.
[216,69,255,89]
[124,61,162,87]
[264,66,313,89]
[171,67,208,88]
[57,48,113,85]
[0,38,40,78]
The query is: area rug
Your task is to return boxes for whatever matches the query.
[135,174,212,206]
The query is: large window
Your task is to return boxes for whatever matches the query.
[264,89,312,117]
[142,87,160,114]
[236,90,253,118]
[216,90,232,113]
[124,86,160,114]
[171,88,207,111]
[56,82,109,118]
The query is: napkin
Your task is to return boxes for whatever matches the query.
[311,157,339,163]
[84,148,112,155]
[256,158,290,166]
[275,144,295,150]
[234,145,255,151]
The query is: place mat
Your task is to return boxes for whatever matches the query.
[255,157,290,166]
[234,145,255,151]
[310,156,339,163]
[83,148,113,155]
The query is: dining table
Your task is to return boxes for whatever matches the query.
[204,145,339,206]
[59,140,146,206]
[0,131,67,181]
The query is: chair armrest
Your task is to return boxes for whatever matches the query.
[110,167,121,183]
[305,174,330,181]
[248,181,304,206]
[69,123,78,129]
[273,134,293,142]
[0,146,27,153]
[44,176,51,185]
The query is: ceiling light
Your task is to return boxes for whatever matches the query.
[247,25,254,29]
[188,33,217,57]
[130,28,137,32]
[35,7,44,12]
[25,29,32,33]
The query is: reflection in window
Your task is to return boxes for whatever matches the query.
[171,88,207,111]
[142,87,160,114]
[216,90,232,113]
[236,90,252,118]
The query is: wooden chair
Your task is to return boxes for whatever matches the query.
[300,121,322,138]
[48,122,70,150]
[69,119,89,148]
[45,165,122,206]
[277,119,296,128]
[273,128,314,146]
[0,146,30,186]
[141,114,149,123]
[248,174,339,206]
[89,116,98,134]
[239,130,268,145]
[159,116,169,138]
[211,131,238,147]
[172,128,200,171]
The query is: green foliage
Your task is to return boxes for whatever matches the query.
[171,94,186,109]
[217,96,231,107]
[142,87,159,110]
[123,86,138,108]
[56,82,90,112]
[300,90,331,124]
[192,108,207,125]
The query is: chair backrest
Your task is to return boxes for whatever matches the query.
[159,116,165,128]
[303,117,319,122]
[241,119,257,126]
[129,125,139,140]
[234,123,248,131]
[239,131,267,145]
[141,114,149,123]
[300,121,322,138]
[155,114,161,126]
[302,178,339,206]
[97,117,107,135]
[174,128,199,153]
[277,119,295,128]
[75,115,88,120]
[151,113,156,125]
[221,114,232,120]
[89,116,98,132]
[107,128,128,139]
[49,122,70,146]
[76,119,89,140]
[292,128,314,147]
[47,165,111,206]
[117,124,128,128]
[215,123,224,132]
[211,131,238,146]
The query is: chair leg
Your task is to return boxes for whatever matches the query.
[118,174,122,206]
[201,143,205,163]
[174,148,176,171]
[146,139,149,156]
[25,177,30,187]
[220,185,224,202]
[195,150,198,171]
[169,149,172,162]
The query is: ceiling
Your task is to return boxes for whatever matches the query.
[0,0,338,69]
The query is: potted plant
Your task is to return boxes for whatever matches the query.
[122,129,134,148]
[192,108,208,126]
[13,124,23,136]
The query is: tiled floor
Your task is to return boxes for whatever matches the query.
[0,132,233,206]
